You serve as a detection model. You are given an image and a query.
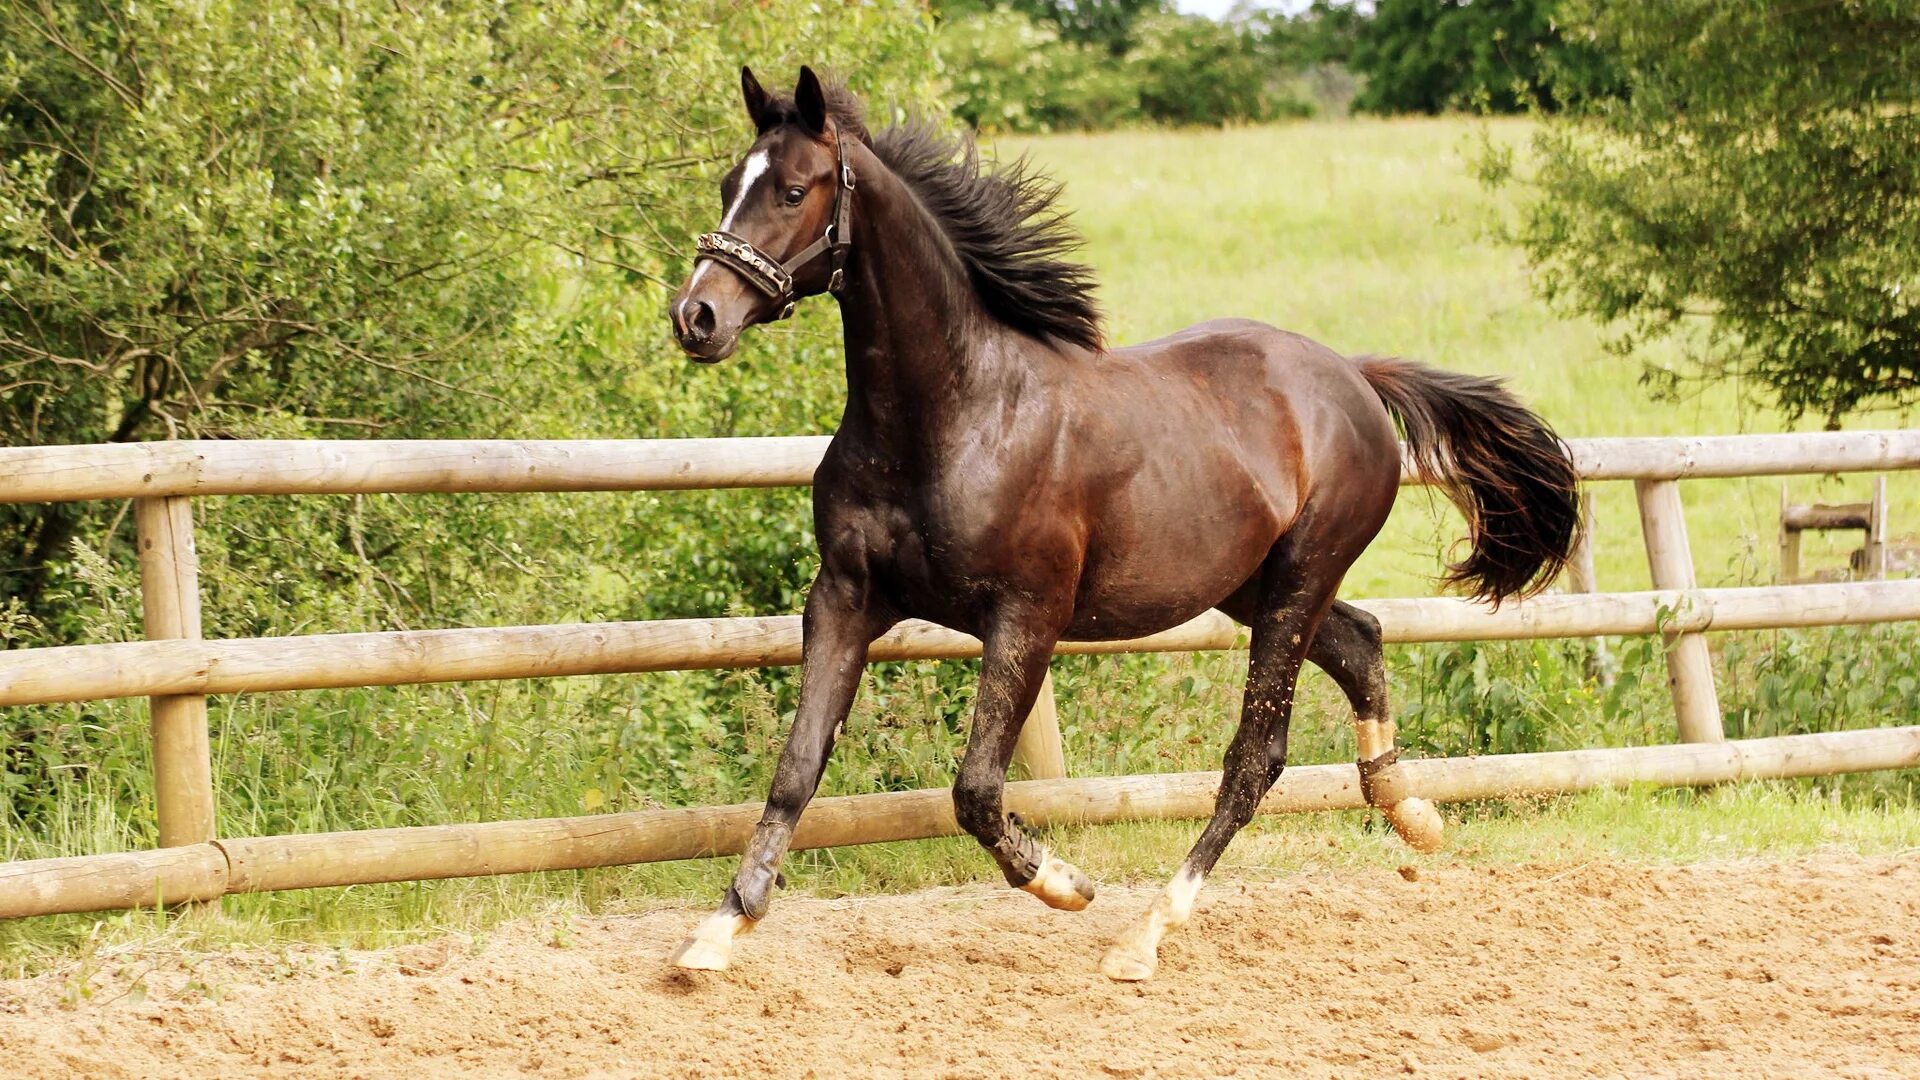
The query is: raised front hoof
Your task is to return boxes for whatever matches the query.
[1020,855,1095,912]
[1099,942,1158,982]
[668,911,754,972]
[1386,797,1445,853]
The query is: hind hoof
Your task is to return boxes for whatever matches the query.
[669,934,731,971]
[669,911,753,971]
[1021,855,1095,911]
[1100,943,1157,982]
[1387,797,1445,853]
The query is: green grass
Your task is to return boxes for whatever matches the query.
[5,118,1918,967]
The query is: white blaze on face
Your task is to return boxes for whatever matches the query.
[721,150,772,230]
[690,149,773,292]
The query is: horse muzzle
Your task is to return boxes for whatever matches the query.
[670,295,741,363]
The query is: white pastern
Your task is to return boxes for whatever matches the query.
[668,909,755,971]
[1100,865,1206,982]
[1019,848,1094,912]
[1163,865,1204,927]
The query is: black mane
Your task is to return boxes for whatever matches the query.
[761,83,1104,352]
[870,123,1103,352]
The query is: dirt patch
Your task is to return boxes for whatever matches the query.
[3,856,1917,1078]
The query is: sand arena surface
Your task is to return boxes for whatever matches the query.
[2,856,1916,1078]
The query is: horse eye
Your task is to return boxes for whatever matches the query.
[783,185,806,206]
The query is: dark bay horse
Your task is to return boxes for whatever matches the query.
[667,67,1579,980]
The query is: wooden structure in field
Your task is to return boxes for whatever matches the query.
[2,430,1918,919]
[1779,477,1889,583]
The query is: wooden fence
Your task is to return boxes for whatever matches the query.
[3,430,1920,920]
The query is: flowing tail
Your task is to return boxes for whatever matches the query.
[1358,356,1580,603]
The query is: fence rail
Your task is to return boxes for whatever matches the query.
[3,430,1920,504]
[2,430,1917,921]
[4,581,1920,708]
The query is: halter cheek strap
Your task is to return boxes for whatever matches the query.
[694,137,854,321]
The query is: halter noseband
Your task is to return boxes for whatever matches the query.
[694,137,854,321]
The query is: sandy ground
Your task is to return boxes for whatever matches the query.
[2,856,1917,1079]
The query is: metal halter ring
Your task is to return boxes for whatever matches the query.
[693,136,854,321]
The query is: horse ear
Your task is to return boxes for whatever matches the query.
[741,66,774,133]
[794,65,828,136]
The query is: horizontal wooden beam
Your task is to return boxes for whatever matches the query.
[1,430,1916,504]
[5,727,1915,919]
[0,437,833,504]
[1781,501,1874,532]
[1565,430,1920,481]
[0,612,1241,707]
[0,845,228,919]
[5,581,1918,708]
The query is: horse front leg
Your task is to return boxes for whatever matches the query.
[953,612,1094,912]
[670,570,894,971]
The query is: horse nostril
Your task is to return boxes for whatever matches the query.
[685,300,716,342]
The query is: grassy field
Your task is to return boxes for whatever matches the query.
[4,118,1917,966]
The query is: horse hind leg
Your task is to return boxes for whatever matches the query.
[1310,601,1444,852]
[1101,558,1330,982]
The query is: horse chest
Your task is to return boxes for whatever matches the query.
[816,461,1052,629]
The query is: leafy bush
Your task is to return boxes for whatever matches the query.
[0,0,941,842]
[1482,0,1920,424]
[940,9,1141,132]
[1132,14,1312,126]
[940,8,1311,133]
[1346,0,1618,115]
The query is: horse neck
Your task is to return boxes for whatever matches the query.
[832,144,990,451]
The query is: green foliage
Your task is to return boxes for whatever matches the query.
[1484,1,1920,423]
[0,0,939,623]
[939,8,1310,133]
[940,9,1142,132]
[1347,0,1617,115]
[936,0,1168,55]
[0,0,941,832]
[1131,14,1312,127]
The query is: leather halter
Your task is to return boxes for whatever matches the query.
[694,137,854,321]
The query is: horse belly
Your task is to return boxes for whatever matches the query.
[1061,478,1288,641]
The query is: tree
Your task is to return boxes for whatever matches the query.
[1485,2,1920,423]
[1346,0,1615,115]
[934,0,1166,56]
[0,1,937,626]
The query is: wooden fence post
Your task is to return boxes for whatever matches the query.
[1778,484,1802,584]
[1634,479,1724,744]
[1565,488,1615,687]
[1866,475,1888,580]
[135,497,216,851]
[1011,669,1068,780]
